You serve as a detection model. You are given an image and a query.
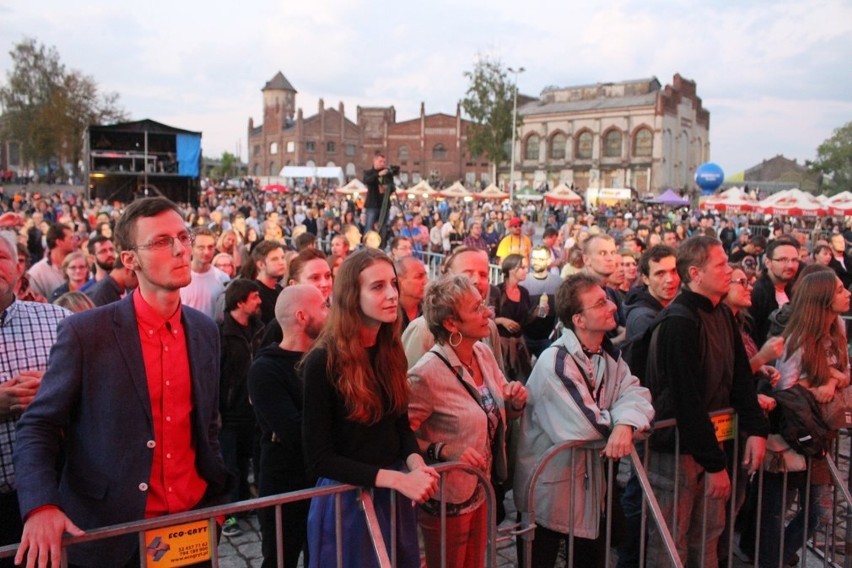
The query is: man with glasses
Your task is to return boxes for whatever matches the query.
[180,227,230,322]
[751,237,800,345]
[514,272,654,566]
[15,197,232,567]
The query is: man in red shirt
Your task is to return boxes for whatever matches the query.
[15,197,231,567]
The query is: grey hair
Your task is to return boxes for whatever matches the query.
[0,231,17,257]
[422,273,476,345]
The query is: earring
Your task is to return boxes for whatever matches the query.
[449,331,462,347]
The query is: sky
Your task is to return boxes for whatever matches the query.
[1,0,851,178]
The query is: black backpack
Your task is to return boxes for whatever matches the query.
[621,302,698,385]
[771,384,831,458]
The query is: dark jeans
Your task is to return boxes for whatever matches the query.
[756,472,820,568]
[516,523,607,568]
[259,500,310,568]
[0,491,22,568]
[617,471,643,568]
[364,208,379,233]
[219,422,255,504]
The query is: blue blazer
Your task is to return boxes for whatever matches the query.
[15,294,231,566]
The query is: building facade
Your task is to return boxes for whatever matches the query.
[513,73,710,194]
[247,72,489,186]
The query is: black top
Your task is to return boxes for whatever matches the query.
[257,280,282,325]
[247,345,312,490]
[362,168,395,210]
[495,283,531,338]
[650,288,769,472]
[749,272,795,346]
[302,346,419,487]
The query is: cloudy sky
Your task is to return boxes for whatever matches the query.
[1,0,851,177]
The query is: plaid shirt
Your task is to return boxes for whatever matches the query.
[0,299,69,493]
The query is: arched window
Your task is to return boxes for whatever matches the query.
[269,142,278,155]
[603,130,622,158]
[550,133,567,160]
[576,131,593,160]
[268,162,276,176]
[432,144,447,160]
[524,135,540,161]
[633,128,653,157]
[398,146,409,162]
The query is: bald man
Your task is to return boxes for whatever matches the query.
[247,285,329,568]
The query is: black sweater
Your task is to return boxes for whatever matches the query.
[302,347,420,487]
[247,345,312,491]
[650,288,769,472]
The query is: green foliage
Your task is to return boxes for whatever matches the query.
[460,56,520,167]
[0,37,127,171]
[811,121,852,195]
[209,151,238,179]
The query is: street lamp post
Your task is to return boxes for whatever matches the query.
[508,66,525,203]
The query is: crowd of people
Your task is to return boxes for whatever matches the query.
[0,160,851,568]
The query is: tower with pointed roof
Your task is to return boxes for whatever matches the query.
[262,71,297,135]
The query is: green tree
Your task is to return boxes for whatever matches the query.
[461,56,519,179]
[209,151,238,180]
[0,37,127,172]
[811,121,852,195]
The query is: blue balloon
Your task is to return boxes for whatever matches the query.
[695,162,724,195]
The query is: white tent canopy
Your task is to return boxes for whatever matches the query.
[279,166,344,183]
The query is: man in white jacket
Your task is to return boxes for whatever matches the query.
[514,272,654,567]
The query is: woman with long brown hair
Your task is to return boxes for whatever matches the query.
[756,269,850,568]
[302,248,439,568]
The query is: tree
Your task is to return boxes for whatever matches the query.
[461,56,520,181]
[0,37,127,173]
[209,151,239,180]
[810,121,852,195]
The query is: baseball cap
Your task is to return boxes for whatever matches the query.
[508,217,522,228]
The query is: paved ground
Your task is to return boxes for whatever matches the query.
[216,497,522,567]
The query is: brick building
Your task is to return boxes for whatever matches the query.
[514,73,710,194]
[247,72,489,186]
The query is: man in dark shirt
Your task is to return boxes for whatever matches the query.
[750,237,799,345]
[218,279,264,537]
[250,241,287,325]
[248,285,329,568]
[644,236,768,568]
[828,233,852,288]
[362,151,396,235]
[86,255,138,306]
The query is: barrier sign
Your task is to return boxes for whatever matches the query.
[142,520,212,567]
[711,413,736,443]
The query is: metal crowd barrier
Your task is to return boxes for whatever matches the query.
[514,438,682,568]
[0,462,497,568]
[513,409,852,568]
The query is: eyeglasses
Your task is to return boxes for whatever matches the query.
[770,257,799,265]
[579,298,613,312]
[731,278,752,289]
[132,233,194,252]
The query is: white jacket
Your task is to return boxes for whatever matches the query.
[513,329,654,537]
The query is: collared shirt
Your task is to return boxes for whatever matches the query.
[133,291,207,517]
[0,299,69,493]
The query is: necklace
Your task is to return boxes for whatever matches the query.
[460,357,475,375]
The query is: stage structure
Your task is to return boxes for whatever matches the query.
[85,119,202,205]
